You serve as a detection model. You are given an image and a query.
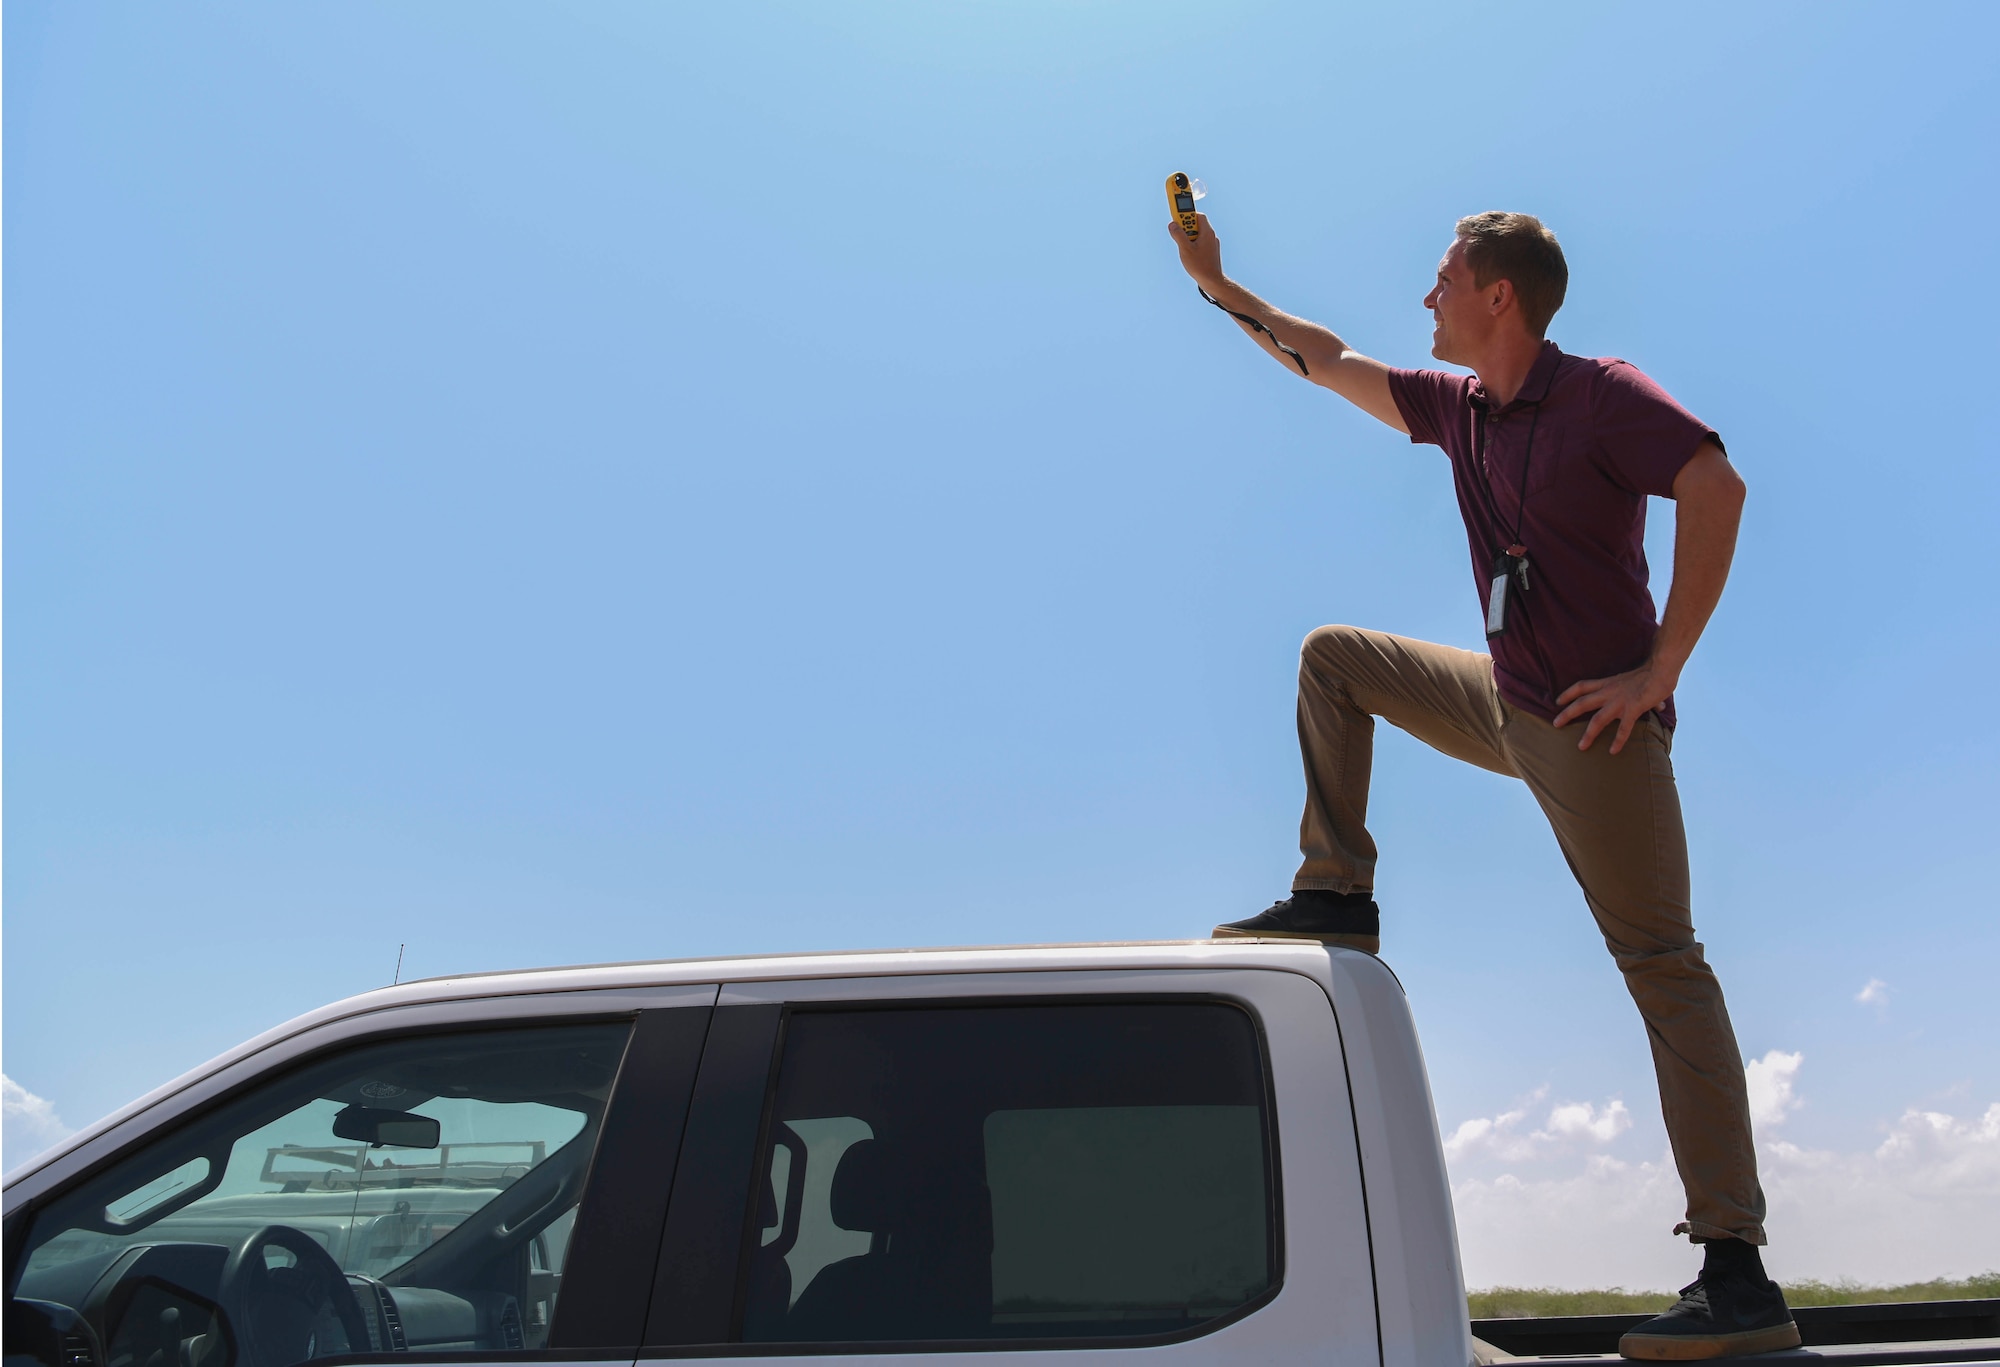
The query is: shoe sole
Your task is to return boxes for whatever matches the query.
[1618,1321,1801,1360]
[1211,925,1381,954]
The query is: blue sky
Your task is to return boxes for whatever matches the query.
[6,2,1997,1285]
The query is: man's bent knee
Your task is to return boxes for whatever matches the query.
[1302,623,1372,667]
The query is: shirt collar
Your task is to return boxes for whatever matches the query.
[1469,339,1564,413]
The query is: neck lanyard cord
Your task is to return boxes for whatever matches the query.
[1477,367,1556,555]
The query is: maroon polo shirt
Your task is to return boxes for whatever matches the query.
[1388,341,1719,729]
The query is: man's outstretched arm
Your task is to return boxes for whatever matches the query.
[1169,212,1407,433]
[1552,441,1747,753]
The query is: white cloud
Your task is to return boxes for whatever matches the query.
[3,1075,75,1173]
[1448,1055,2000,1290]
[1442,1089,1632,1163]
[1755,1102,2000,1281]
[1855,1102,2000,1193]
[1857,978,1890,1008]
[1453,1150,1688,1290]
[1455,1104,2000,1289]
[1746,1049,1804,1127]
[1445,1104,1533,1162]
[1546,1099,1633,1143]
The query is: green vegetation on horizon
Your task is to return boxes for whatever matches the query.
[1470,1273,2000,1319]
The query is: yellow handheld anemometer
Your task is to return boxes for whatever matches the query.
[1167,171,1201,240]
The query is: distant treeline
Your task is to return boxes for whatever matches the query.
[1470,1272,2000,1318]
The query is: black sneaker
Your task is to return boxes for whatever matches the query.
[1212,889,1380,953]
[1619,1267,1799,1360]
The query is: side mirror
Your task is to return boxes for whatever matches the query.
[332,1105,441,1149]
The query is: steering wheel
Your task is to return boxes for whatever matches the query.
[216,1225,373,1367]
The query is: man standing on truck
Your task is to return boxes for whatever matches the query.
[1171,207,1800,1360]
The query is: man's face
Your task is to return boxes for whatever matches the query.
[1422,238,1490,365]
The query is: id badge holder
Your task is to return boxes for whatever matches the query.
[1486,550,1528,637]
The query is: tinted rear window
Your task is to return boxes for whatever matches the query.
[739,1001,1276,1344]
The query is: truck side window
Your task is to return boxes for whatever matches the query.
[739,1001,1275,1345]
[10,1024,631,1367]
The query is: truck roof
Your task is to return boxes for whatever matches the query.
[390,936,1341,992]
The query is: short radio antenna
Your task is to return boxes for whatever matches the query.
[393,943,406,986]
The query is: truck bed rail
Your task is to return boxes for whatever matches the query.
[1473,1299,2000,1357]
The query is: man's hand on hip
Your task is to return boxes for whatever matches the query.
[1553,664,1676,754]
[1555,441,1744,754]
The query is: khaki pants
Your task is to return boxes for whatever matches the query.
[1294,624,1766,1244]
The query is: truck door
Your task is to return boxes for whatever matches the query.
[639,968,1377,1367]
[6,996,717,1367]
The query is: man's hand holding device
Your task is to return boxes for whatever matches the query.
[1165,172,1222,290]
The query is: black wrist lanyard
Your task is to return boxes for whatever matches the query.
[1474,370,1555,638]
[1198,286,1310,377]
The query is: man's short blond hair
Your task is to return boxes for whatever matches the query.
[1455,211,1568,338]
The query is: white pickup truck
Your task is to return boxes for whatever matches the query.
[6,941,1996,1367]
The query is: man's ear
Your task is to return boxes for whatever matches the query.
[1486,277,1516,318]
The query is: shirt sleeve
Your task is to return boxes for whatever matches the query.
[1387,368,1472,448]
[1588,361,1722,497]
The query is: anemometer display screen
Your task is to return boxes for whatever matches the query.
[1174,191,1196,212]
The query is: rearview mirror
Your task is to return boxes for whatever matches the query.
[332,1104,441,1149]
